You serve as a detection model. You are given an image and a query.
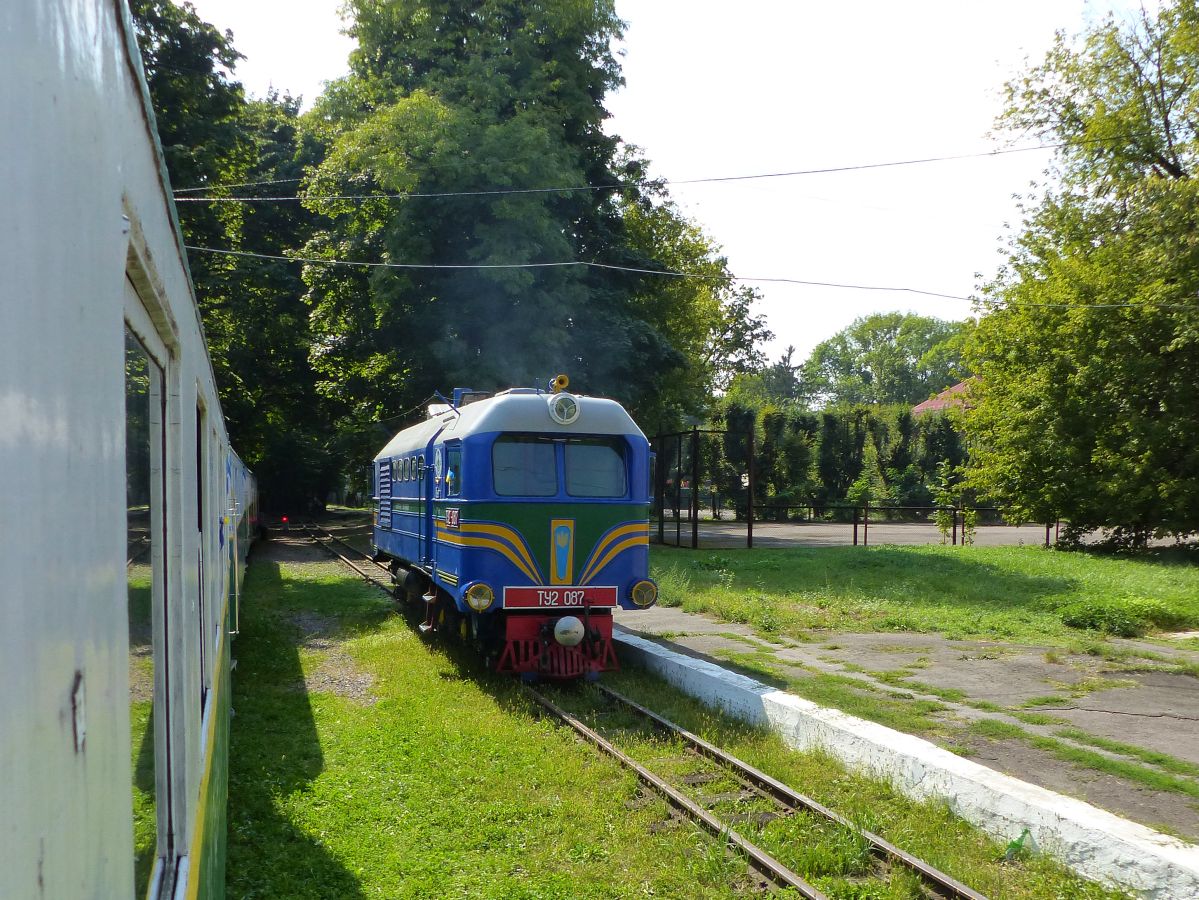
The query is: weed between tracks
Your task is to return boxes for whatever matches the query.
[228,549,1128,898]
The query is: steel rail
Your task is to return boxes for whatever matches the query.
[596,685,988,900]
[302,525,394,595]
[307,524,390,571]
[523,685,828,899]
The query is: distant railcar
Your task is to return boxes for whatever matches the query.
[372,380,658,678]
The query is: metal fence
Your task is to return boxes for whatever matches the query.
[652,428,755,549]
[650,430,1065,550]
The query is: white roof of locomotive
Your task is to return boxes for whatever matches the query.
[374,391,645,462]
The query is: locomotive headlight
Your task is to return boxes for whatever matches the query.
[464,582,495,612]
[547,392,581,426]
[630,579,658,608]
[554,616,585,646]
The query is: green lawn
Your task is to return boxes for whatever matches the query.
[227,557,779,898]
[226,552,1128,898]
[652,544,1199,644]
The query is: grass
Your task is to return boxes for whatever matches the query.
[1052,728,1199,778]
[705,648,956,740]
[228,556,790,898]
[228,551,1132,898]
[967,720,1199,801]
[651,544,1199,645]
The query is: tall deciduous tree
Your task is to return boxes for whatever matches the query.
[965,1,1199,544]
[300,0,768,446]
[131,1,337,511]
[802,312,972,407]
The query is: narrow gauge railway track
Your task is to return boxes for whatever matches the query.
[303,526,987,898]
[525,685,989,900]
[301,524,395,594]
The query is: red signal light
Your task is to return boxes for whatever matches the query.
[282,516,289,523]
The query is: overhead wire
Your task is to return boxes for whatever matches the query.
[175,176,302,193]
[172,142,1074,203]
[375,393,439,427]
[171,134,1167,201]
[183,245,1199,309]
[185,245,970,300]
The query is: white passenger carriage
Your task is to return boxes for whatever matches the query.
[1,2,255,897]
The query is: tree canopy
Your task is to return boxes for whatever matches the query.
[801,312,972,408]
[131,0,338,511]
[133,0,773,506]
[964,0,1199,544]
[301,0,769,456]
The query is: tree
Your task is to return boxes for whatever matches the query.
[301,0,769,443]
[621,199,771,429]
[965,1,1199,545]
[802,313,972,407]
[131,2,338,511]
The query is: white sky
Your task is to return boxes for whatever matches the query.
[185,0,1151,362]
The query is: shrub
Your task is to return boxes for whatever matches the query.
[1059,601,1147,637]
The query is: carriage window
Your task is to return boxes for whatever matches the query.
[566,438,627,497]
[125,327,168,896]
[493,436,557,496]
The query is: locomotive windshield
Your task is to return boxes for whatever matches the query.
[493,436,557,496]
[492,434,628,498]
[565,438,626,497]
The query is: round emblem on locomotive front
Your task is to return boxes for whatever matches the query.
[547,392,580,425]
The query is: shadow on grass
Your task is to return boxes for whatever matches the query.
[227,555,367,900]
[674,545,1079,614]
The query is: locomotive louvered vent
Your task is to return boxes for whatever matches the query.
[378,461,392,528]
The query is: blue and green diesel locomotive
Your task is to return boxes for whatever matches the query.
[372,379,658,678]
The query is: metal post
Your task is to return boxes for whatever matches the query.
[675,435,682,548]
[746,429,755,549]
[951,508,958,546]
[1045,522,1051,549]
[863,501,869,547]
[690,427,700,550]
[853,508,859,546]
[655,437,665,545]
[1055,520,1060,543]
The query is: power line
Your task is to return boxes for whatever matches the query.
[375,394,438,427]
[173,142,1070,203]
[175,176,302,193]
[181,245,974,302]
[184,245,1199,310]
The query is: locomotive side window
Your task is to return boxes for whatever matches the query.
[493,436,557,496]
[565,438,628,497]
[445,446,461,497]
[125,326,169,897]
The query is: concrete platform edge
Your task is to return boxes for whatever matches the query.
[615,629,1199,900]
